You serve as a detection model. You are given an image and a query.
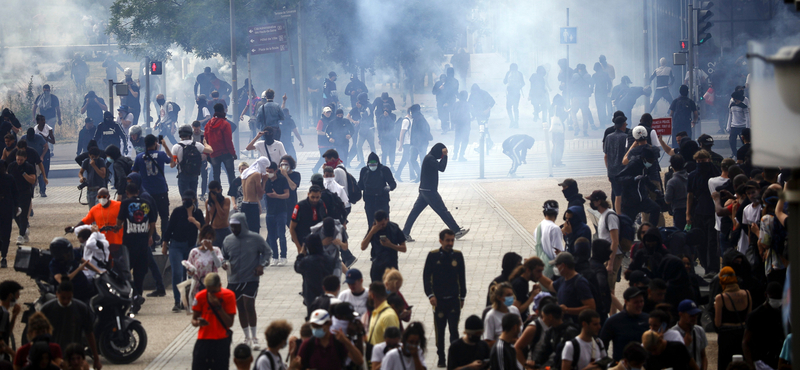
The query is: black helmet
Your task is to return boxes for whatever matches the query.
[178,125,193,138]
[49,237,74,261]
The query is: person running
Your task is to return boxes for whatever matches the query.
[648,58,675,114]
[402,143,469,242]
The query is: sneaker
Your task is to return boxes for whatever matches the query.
[15,236,24,245]
[146,290,166,297]
[278,258,287,266]
[271,258,279,266]
[405,234,415,242]
[437,358,446,368]
[131,296,145,314]
[244,338,253,348]
[23,235,30,244]
[455,228,470,239]
[251,338,261,351]
[1,258,7,268]
[40,192,47,198]
[25,228,30,237]
[172,304,183,313]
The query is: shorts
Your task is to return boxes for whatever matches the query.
[609,177,623,196]
[227,281,259,300]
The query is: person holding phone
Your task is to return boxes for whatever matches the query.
[447,315,490,370]
[361,210,407,283]
[191,273,236,370]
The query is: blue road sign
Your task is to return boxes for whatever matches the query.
[560,27,577,44]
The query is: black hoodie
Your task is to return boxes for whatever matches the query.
[358,152,396,202]
[93,115,127,153]
[420,143,447,192]
[628,228,668,277]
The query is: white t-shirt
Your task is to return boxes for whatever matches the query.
[325,177,350,208]
[708,176,729,231]
[117,113,134,134]
[34,124,53,150]
[338,288,370,317]
[371,342,394,364]
[171,139,206,172]
[255,140,287,163]
[401,117,412,145]
[561,337,607,370]
[597,209,621,255]
[381,346,427,370]
[334,166,348,189]
[255,350,286,370]
[537,220,563,260]
[483,306,521,342]
[739,203,762,253]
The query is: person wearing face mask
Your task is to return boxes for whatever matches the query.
[104,145,133,201]
[489,313,523,370]
[264,162,291,265]
[279,156,301,227]
[132,134,174,239]
[313,106,336,173]
[482,283,520,348]
[381,322,426,370]
[447,315,490,370]
[347,93,376,168]
[298,309,364,370]
[112,183,157,314]
[77,145,103,207]
[359,152,397,228]
[371,326,402,370]
[69,188,123,250]
[686,150,721,277]
[246,126,286,165]
[162,190,206,312]
[627,228,668,279]
[255,319,294,370]
[325,109,354,166]
[742,282,785,370]
[290,186,328,254]
[24,123,50,197]
[184,226,223,302]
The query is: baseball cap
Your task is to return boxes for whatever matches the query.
[557,178,577,188]
[677,299,702,315]
[84,117,93,124]
[623,286,647,300]
[381,92,390,99]
[697,134,714,147]
[309,309,331,325]
[465,315,484,331]
[344,269,363,284]
[233,343,252,360]
[585,190,607,201]
[629,270,651,286]
[333,302,359,320]
[322,106,332,114]
[554,252,574,266]
[329,71,337,77]
[310,173,324,183]
[229,217,241,225]
[533,292,553,311]
[632,126,648,140]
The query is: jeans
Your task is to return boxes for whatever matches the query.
[177,172,199,199]
[379,136,396,168]
[153,192,171,237]
[146,247,165,292]
[284,140,297,162]
[38,153,50,194]
[396,144,420,181]
[506,91,521,126]
[351,129,376,166]
[729,127,744,158]
[159,126,178,146]
[266,212,287,259]
[241,203,260,234]
[312,148,330,174]
[433,298,461,361]
[718,230,731,259]
[402,190,461,236]
[168,240,191,306]
[504,147,527,174]
[347,130,359,165]
[210,154,236,190]
[214,227,231,249]
[87,187,99,209]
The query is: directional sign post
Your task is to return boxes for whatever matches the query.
[248,22,288,55]
[560,27,577,44]
[273,9,297,19]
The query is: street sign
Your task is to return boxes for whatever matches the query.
[560,27,577,44]
[249,33,287,45]
[250,43,289,55]
[652,117,673,136]
[274,9,297,19]
[248,22,289,54]
[248,22,287,37]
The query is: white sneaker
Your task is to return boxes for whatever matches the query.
[244,338,252,348]
[25,228,30,237]
[278,258,287,266]
[251,338,261,351]
[270,259,279,266]
[15,236,24,245]
[23,235,30,244]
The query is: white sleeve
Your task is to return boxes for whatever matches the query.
[171,144,182,161]
[203,107,210,117]
[483,314,498,341]
[650,130,660,148]
[547,226,564,252]
[371,343,386,363]
[277,141,287,158]
[561,341,575,364]
[607,213,620,231]
[255,354,272,370]
[382,351,399,370]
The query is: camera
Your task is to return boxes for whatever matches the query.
[77,182,88,190]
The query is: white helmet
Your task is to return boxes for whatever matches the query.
[632,126,649,141]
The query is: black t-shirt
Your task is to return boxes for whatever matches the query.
[125,83,141,109]
[291,200,327,242]
[280,117,297,142]
[264,174,289,214]
[669,97,697,128]
[39,298,94,351]
[511,277,531,321]
[5,148,42,167]
[7,161,35,195]
[229,177,244,211]
[490,340,518,370]
[286,171,301,212]
[644,342,693,370]
[745,305,785,368]
[84,97,107,124]
[118,197,157,248]
[448,338,491,370]
[368,221,405,266]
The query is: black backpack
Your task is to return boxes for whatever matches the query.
[178,142,203,177]
[546,322,581,370]
[561,337,606,370]
[253,350,276,370]
[409,117,433,146]
[116,156,134,178]
[337,165,362,204]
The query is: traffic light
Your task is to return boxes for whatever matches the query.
[695,1,714,46]
[150,61,163,75]
[680,40,689,51]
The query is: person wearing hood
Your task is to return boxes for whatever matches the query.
[0,109,21,152]
[687,150,721,277]
[562,206,591,254]
[665,154,689,230]
[206,103,238,188]
[326,109,354,165]
[592,62,612,126]
[501,134,535,177]
[615,136,661,227]
[655,254,695,311]
[25,124,50,197]
[344,74,368,109]
[503,64,525,128]
[162,190,205,312]
[376,102,398,168]
[358,152,397,228]
[401,143,469,241]
[313,106,336,173]
[468,84,495,150]
[627,228,668,278]
[557,178,586,222]
[485,252,523,306]
[104,145,133,200]
[569,63,596,136]
[529,66,550,123]
[347,93,376,168]
[223,212,271,347]
[132,134,174,238]
[294,234,335,316]
[323,72,339,108]
[93,111,128,154]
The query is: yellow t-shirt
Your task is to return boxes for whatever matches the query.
[368,301,400,345]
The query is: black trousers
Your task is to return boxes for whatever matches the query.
[402,190,460,236]
[453,126,470,159]
[15,194,32,237]
[152,192,170,237]
[622,197,661,226]
[0,209,12,258]
[192,337,231,370]
[433,298,461,361]
[380,137,396,168]
[648,89,673,113]
[370,259,398,283]
[364,198,390,229]
[127,242,149,296]
[694,215,720,273]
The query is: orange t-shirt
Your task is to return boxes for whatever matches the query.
[81,200,123,245]
[192,288,237,340]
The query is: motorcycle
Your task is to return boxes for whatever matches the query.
[16,243,148,364]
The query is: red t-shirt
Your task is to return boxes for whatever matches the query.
[192,288,236,340]
[14,342,62,368]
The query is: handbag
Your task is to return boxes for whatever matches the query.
[208,290,233,337]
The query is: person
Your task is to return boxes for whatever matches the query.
[20,341,60,370]
[310,218,347,279]
[114,183,157,313]
[381,322,427,370]
[402,144,469,241]
[552,252,595,323]
[233,344,253,370]
[172,125,211,199]
[560,310,607,370]
[77,147,107,209]
[154,94,181,146]
[47,237,100,305]
[0,280,21,361]
[648,58,675,114]
[506,258,544,322]
[447,315,490,370]
[504,64,525,128]
[132,135,174,242]
[8,151,35,245]
[184,226,223,300]
[396,107,420,183]
[726,90,750,156]
[313,107,336,174]
[687,150,721,277]
[323,166,350,216]
[76,118,95,157]
[528,66,550,123]
[125,172,167,298]
[348,93,376,169]
[669,85,699,142]
[489,313,522,370]
[485,253,523,306]
[610,76,631,113]
[604,116,629,213]
[196,95,212,129]
[371,326,401,370]
[384,270,412,327]
[617,128,661,226]
[359,152,396,227]
[240,157,267,234]
[483,282,521,347]
[194,67,215,99]
[123,70,141,127]
[205,103,238,187]
[0,163,17,268]
[92,111,127,154]
[501,134,534,177]
[129,125,145,156]
[322,72,340,108]
[297,309,364,370]
[70,187,123,250]
[115,105,134,135]
[104,145,133,201]
[362,282,399,356]
[563,210,591,262]
[592,62,612,126]
[279,108,303,160]
[255,320,293,370]
[39,280,100,370]
[533,200,564,276]
[223,212,270,348]
[102,55,124,82]
[529,303,574,369]
[647,309,683,342]
[736,128,752,175]
[641,330,700,370]
[361,210,407,283]
[205,181,231,247]
[229,161,248,213]
[599,287,649,361]
[423,229,467,366]
[191,273,236,370]
[324,109,354,165]
[779,335,793,370]
[569,64,596,136]
[616,85,652,122]
[264,162,290,264]
[207,91,228,116]
[162,190,205,312]
[376,104,398,169]
[671,300,708,370]
[742,281,783,369]
[450,91,471,162]
[468,84,495,149]
[344,74,368,109]
[13,312,63,370]
[290,186,327,253]
[61,343,90,370]
[32,85,61,134]
[255,89,288,136]
[431,74,450,134]
[294,235,335,316]
[338,269,369,316]
[666,154,689,230]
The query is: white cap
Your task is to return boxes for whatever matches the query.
[322,106,332,114]
[309,309,330,325]
[632,126,648,141]
[124,68,132,76]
